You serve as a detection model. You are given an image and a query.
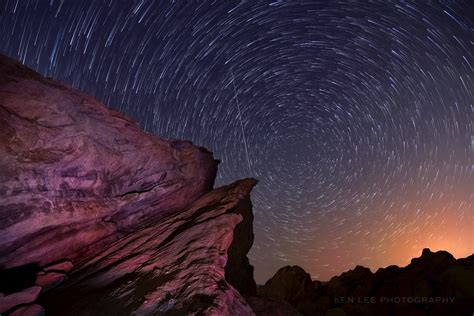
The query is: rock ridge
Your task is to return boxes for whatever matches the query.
[256,248,474,316]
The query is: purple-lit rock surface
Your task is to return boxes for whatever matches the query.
[42,179,257,315]
[0,286,41,313]
[0,54,259,315]
[0,54,218,268]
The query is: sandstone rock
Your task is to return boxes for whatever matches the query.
[35,271,68,292]
[0,286,41,313]
[0,55,260,315]
[0,53,218,269]
[42,260,74,273]
[41,179,257,315]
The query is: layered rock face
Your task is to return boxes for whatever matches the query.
[0,54,218,268]
[42,179,257,315]
[0,54,257,315]
[258,249,474,316]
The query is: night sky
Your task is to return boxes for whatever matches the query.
[1,0,472,283]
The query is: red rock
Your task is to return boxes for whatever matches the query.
[42,260,73,273]
[0,54,218,269]
[42,179,257,315]
[0,55,259,315]
[35,272,67,292]
[9,304,45,316]
[0,286,41,313]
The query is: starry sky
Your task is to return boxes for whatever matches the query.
[1,0,472,283]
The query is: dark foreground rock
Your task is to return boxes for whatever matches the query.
[258,249,474,316]
[246,296,302,316]
[0,54,256,315]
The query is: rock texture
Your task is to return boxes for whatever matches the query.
[42,179,257,315]
[0,286,41,313]
[0,53,218,269]
[258,249,474,316]
[0,54,257,315]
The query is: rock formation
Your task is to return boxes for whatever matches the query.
[41,179,257,315]
[1,54,472,316]
[257,266,318,314]
[258,249,474,316]
[0,53,218,269]
[246,296,302,316]
[0,54,257,315]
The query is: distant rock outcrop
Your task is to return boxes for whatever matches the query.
[41,179,257,315]
[0,54,257,315]
[257,249,474,316]
[258,266,318,314]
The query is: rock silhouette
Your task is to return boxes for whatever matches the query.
[258,249,474,316]
[257,266,318,314]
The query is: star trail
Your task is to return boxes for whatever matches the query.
[1,0,472,283]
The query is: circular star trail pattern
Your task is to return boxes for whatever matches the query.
[1,0,472,283]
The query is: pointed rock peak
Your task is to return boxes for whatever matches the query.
[422,247,432,256]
